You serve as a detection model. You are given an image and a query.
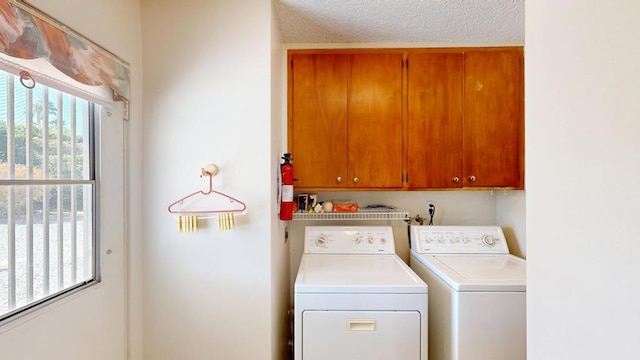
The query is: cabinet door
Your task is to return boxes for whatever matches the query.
[464,50,524,188]
[290,54,349,188]
[348,54,403,188]
[407,53,463,189]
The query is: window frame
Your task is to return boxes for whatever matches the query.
[0,72,101,326]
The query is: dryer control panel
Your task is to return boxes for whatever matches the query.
[304,226,395,254]
[411,225,509,254]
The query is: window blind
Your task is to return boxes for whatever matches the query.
[0,0,130,107]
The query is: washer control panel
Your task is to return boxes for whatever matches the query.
[411,225,509,254]
[304,226,395,254]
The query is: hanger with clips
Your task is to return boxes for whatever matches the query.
[168,164,247,231]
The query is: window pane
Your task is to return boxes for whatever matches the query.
[0,184,94,318]
[0,68,97,323]
[1,74,91,181]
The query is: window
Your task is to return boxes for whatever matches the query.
[0,69,98,323]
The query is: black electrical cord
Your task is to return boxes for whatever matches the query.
[428,204,435,225]
[405,216,412,249]
[406,214,426,249]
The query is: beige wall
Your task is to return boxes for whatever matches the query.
[526,0,640,358]
[0,0,142,358]
[270,4,290,360]
[141,0,285,358]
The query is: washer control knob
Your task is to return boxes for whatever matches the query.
[380,237,387,244]
[354,234,363,244]
[367,236,375,244]
[315,235,328,247]
[482,234,496,247]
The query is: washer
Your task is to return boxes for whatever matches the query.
[409,225,526,360]
[294,226,428,360]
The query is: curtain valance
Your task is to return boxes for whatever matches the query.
[0,0,130,103]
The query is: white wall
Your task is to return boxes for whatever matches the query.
[526,1,640,359]
[0,1,143,359]
[270,5,290,360]
[141,0,285,359]
[497,190,526,258]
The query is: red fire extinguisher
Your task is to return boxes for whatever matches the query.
[279,153,294,221]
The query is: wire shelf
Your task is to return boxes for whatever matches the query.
[292,209,410,221]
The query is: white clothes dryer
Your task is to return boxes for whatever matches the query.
[409,225,526,360]
[295,226,428,360]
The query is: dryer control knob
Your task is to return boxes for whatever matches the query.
[315,235,328,247]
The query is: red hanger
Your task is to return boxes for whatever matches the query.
[167,165,247,217]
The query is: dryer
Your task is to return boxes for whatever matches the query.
[294,226,428,360]
[409,225,526,360]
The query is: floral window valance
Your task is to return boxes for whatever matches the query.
[0,0,130,101]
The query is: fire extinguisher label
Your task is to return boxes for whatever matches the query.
[282,185,294,201]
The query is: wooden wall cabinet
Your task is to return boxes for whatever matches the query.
[289,53,403,190]
[289,47,524,191]
[290,54,348,189]
[407,52,464,189]
[407,49,524,189]
[463,50,524,188]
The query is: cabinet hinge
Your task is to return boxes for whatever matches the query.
[403,59,408,69]
[404,173,408,183]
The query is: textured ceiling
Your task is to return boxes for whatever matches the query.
[273,0,524,44]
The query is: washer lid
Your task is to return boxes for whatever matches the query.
[295,254,427,294]
[413,253,526,292]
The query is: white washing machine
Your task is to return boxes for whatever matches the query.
[294,226,428,360]
[409,225,526,360]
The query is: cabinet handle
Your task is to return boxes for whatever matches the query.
[468,175,476,182]
[353,177,359,184]
[452,176,460,183]
[336,176,342,183]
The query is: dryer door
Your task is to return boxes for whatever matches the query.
[302,310,422,359]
